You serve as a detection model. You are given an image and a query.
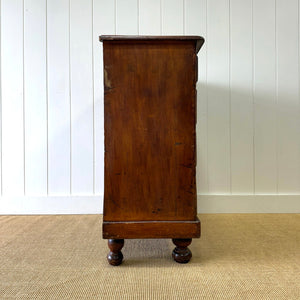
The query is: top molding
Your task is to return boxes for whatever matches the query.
[99,35,205,53]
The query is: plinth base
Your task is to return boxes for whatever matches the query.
[103,218,200,239]
[103,218,200,265]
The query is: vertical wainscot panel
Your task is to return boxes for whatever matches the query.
[47,0,71,195]
[207,0,231,193]
[24,0,47,195]
[276,0,300,193]
[139,0,161,35]
[116,0,138,35]
[185,0,208,194]
[230,0,254,193]
[161,0,183,35]
[253,0,277,193]
[70,0,94,194]
[1,0,25,195]
[93,0,116,194]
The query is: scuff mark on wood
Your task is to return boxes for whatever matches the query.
[104,68,114,92]
[180,163,193,169]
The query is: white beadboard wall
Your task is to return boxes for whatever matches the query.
[0,0,300,214]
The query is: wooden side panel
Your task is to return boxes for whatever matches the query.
[103,40,197,221]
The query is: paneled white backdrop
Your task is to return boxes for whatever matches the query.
[0,0,300,213]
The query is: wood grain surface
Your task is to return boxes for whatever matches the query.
[101,37,203,240]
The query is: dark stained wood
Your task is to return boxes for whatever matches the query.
[103,40,197,222]
[100,35,204,264]
[107,239,124,266]
[103,218,200,239]
[172,239,192,263]
[100,35,203,41]
[99,35,205,53]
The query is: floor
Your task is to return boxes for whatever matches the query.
[0,214,299,299]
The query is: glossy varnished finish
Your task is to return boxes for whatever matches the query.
[172,239,192,264]
[103,219,200,239]
[100,35,204,264]
[107,239,124,266]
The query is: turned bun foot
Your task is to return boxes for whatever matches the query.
[107,239,124,266]
[172,238,192,263]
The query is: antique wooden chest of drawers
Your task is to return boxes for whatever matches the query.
[100,35,204,265]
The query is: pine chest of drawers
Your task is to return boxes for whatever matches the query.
[100,35,204,265]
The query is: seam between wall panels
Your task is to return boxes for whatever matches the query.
[92,0,95,194]
[299,0,300,191]
[229,0,232,194]
[114,0,117,34]
[69,0,72,195]
[137,0,139,34]
[206,0,209,194]
[183,0,185,34]
[0,0,2,195]
[23,0,26,196]
[160,0,162,34]
[252,0,255,195]
[275,0,278,194]
[46,0,49,195]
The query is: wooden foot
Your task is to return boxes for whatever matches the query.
[107,239,124,266]
[172,238,192,263]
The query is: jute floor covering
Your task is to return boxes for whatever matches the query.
[0,214,299,299]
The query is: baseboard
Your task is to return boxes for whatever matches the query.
[0,195,299,214]
[0,196,102,214]
[197,195,300,213]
